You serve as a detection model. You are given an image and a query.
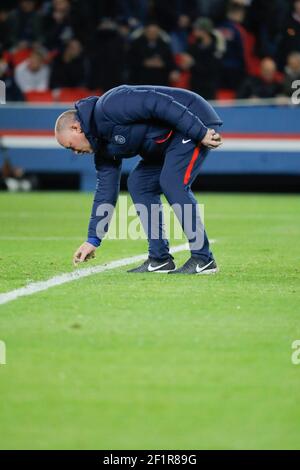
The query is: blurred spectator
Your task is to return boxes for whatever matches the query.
[0,47,24,101]
[0,7,13,50]
[118,0,149,24]
[87,18,126,92]
[196,0,229,24]
[94,0,120,22]
[278,0,300,68]
[50,39,88,89]
[43,0,91,51]
[170,14,192,54]
[128,22,178,85]
[0,157,34,191]
[152,0,198,32]
[42,0,74,50]
[8,0,42,46]
[246,0,289,58]
[117,17,132,41]
[5,41,33,69]
[283,51,300,97]
[237,57,283,99]
[181,18,225,99]
[14,49,50,92]
[219,2,247,90]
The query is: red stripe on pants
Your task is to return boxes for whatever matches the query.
[183,146,201,185]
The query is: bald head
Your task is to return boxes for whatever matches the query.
[55,109,93,154]
[55,109,78,134]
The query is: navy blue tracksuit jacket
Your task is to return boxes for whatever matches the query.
[75,85,223,260]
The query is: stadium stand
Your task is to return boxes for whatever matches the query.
[1,0,300,191]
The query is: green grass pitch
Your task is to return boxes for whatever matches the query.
[0,191,299,450]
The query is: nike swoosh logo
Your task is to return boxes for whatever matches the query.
[182,139,191,144]
[196,260,214,273]
[148,262,169,272]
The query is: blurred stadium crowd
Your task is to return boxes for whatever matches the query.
[0,0,300,102]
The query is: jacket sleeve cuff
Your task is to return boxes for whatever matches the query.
[87,237,101,247]
[198,125,208,142]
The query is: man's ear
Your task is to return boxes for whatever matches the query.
[71,121,82,133]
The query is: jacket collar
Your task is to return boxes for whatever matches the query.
[75,96,101,152]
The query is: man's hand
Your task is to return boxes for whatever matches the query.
[201,128,223,149]
[73,242,96,266]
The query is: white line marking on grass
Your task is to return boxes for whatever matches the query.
[0,242,214,306]
[0,241,216,306]
[0,236,83,241]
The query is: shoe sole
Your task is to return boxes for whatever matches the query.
[169,267,219,275]
[128,267,176,273]
[151,267,176,273]
[196,267,219,275]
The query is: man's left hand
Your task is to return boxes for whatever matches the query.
[201,128,223,149]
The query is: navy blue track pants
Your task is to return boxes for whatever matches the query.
[127,130,217,261]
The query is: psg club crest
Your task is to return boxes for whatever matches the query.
[114,135,126,144]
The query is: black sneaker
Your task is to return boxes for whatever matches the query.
[127,256,176,273]
[169,257,218,275]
